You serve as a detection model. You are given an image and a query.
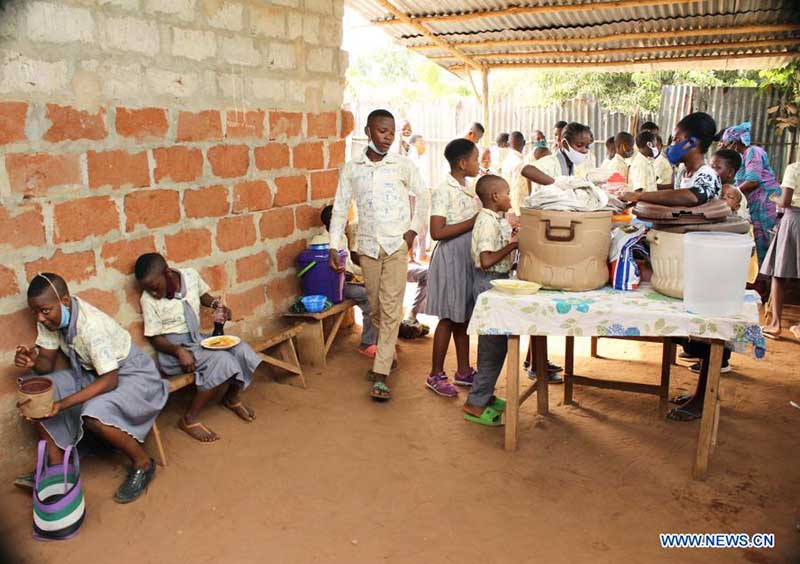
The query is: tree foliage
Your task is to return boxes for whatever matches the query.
[760,61,800,135]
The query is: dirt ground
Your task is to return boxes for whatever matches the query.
[1,303,799,564]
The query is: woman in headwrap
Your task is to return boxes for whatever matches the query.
[719,122,781,265]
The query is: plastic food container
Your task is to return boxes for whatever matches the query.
[518,209,612,291]
[17,377,54,419]
[296,247,347,303]
[301,294,328,313]
[683,232,754,316]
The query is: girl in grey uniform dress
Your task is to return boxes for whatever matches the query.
[425,139,481,398]
[15,273,168,504]
[135,253,262,443]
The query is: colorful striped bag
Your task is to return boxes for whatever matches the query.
[33,440,85,540]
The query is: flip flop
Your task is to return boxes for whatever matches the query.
[464,405,504,427]
[178,417,219,442]
[222,400,256,422]
[761,327,783,340]
[790,326,800,341]
[666,407,701,422]
[370,380,391,401]
[670,394,693,405]
[489,396,506,412]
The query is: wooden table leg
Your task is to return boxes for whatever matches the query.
[504,336,521,452]
[564,336,575,405]
[535,335,549,415]
[659,338,672,412]
[294,320,326,367]
[590,336,599,358]
[693,340,723,480]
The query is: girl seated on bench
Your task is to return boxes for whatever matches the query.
[135,253,264,443]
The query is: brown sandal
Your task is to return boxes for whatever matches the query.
[223,400,256,422]
[178,417,219,443]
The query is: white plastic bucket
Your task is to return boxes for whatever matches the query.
[683,232,754,316]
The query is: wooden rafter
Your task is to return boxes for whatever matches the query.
[372,0,483,71]
[448,50,797,71]
[409,24,800,52]
[428,38,800,62]
[375,0,699,26]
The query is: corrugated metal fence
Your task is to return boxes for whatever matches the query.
[349,86,798,189]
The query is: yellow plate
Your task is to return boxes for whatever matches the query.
[490,279,542,295]
[201,335,241,350]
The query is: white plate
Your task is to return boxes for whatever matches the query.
[201,335,241,350]
[490,279,542,295]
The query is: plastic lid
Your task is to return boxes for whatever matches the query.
[683,232,754,247]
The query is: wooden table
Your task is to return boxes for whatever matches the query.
[284,299,355,367]
[467,284,764,480]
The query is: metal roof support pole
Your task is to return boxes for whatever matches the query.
[482,67,490,146]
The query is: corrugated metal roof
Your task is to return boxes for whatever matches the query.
[346,0,800,71]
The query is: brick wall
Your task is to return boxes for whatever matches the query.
[0,0,350,472]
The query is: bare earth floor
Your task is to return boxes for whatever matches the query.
[2,306,799,564]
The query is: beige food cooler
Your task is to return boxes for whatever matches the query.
[517,209,612,291]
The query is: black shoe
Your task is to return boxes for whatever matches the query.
[689,362,732,374]
[678,352,701,363]
[114,459,156,504]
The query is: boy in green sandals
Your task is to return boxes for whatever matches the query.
[463,175,518,426]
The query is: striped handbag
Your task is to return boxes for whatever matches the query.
[33,440,85,540]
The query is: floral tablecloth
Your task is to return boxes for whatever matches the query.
[467,283,766,358]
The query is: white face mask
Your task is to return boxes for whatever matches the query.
[647,142,660,159]
[562,141,587,165]
[367,133,388,156]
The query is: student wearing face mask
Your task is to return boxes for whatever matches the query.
[628,130,658,192]
[653,135,674,190]
[553,121,593,177]
[608,132,634,183]
[620,112,720,209]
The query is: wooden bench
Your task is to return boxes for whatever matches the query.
[283,299,356,367]
[146,324,305,466]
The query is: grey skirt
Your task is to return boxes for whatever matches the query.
[39,344,169,449]
[157,332,260,392]
[760,207,800,279]
[425,231,475,323]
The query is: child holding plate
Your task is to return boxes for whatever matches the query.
[135,253,262,442]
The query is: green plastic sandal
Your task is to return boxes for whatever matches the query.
[464,405,504,427]
[370,380,391,401]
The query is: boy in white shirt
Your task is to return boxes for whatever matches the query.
[628,131,658,192]
[328,109,430,401]
[609,132,634,182]
[653,135,674,190]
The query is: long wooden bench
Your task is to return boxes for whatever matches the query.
[283,299,355,368]
[147,324,305,466]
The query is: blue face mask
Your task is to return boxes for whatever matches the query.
[532,139,548,149]
[665,137,698,165]
[58,303,71,330]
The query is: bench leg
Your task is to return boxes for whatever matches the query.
[295,320,326,367]
[147,421,168,467]
[279,338,307,389]
[590,336,599,358]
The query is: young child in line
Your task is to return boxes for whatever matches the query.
[653,135,674,190]
[463,175,519,425]
[600,136,616,169]
[628,131,658,192]
[425,138,481,397]
[135,253,262,443]
[761,159,800,340]
[14,273,168,503]
[609,132,634,182]
[711,149,749,219]
[327,109,429,401]
[621,112,721,210]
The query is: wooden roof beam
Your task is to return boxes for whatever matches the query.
[409,23,800,51]
[375,0,698,26]
[448,50,798,71]
[428,38,800,62]
[372,0,484,71]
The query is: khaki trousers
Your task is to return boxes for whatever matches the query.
[360,245,409,376]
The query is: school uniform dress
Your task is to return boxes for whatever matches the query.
[467,208,514,408]
[141,268,260,391]
[328,149,430,376]
[608,153,630,183]
[735,145,782,264]
[761,162,800,279]
[33,298,169,450]
[653,154,674,187]
[426,174,480,323]
[628,152,657,192]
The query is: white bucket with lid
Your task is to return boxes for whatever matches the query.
[683,232,754,317]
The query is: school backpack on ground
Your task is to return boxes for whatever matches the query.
[33,440,85,540]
